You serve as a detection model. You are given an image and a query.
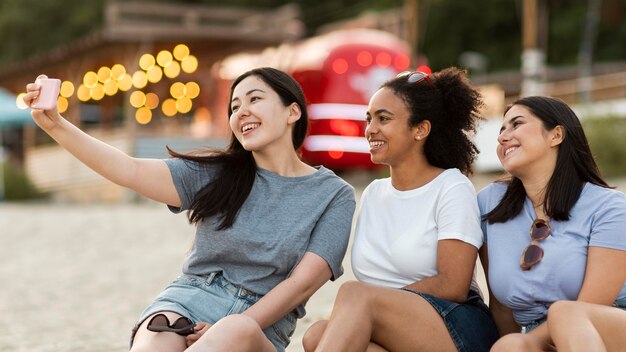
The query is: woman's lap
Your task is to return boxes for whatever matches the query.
[130,272,297,352]
[400,288,499,352]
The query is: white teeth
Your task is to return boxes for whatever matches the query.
[242,123,260,133]
[369,141,385,148]
[504,146,517,156]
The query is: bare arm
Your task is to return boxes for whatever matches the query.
[243,252,332,329]
[479,244,520,336]
[403,239,478,303]
[577,246,626,303]
[24,76,181,206]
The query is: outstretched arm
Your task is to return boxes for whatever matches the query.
[24,76,181,206]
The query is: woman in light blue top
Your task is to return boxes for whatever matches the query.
[478,96,626,351]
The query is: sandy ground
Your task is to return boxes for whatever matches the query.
[1,174,625,352]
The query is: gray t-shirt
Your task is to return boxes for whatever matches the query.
[165,158,355,308]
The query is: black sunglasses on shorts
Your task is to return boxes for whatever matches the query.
[146,313,196,336]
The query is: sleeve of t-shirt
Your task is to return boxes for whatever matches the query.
[164,158,218,213]
[589,191,626,251]
[477,185,492,243]
[436,180,484,249]
[305,184,356,281]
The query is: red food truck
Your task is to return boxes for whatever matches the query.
[216,29,415,170]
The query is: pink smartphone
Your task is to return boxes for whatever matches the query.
[31,78,61,110]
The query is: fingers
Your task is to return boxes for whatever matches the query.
[185,322,212,347]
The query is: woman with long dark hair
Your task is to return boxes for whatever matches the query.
[24,67,355,352]
[479,96,626,351]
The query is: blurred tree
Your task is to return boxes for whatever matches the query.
[0,0,625,72]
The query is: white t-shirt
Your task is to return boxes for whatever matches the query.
[351,168,483,294]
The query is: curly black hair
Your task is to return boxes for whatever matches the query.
[381,67,482,175]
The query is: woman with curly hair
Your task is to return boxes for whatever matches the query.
[302,67,499,352]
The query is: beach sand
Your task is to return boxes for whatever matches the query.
[1,175,624,351]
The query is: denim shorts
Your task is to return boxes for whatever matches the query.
[522,296,626,333]
[130,272,297,351]
[400,289,499,352]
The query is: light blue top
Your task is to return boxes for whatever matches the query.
[478,182,626,325]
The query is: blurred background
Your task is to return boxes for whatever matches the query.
[1,0,626,351]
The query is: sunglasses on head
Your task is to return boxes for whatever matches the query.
[146,313,196,336]
[520,218,552,271]
[397,71,433,87]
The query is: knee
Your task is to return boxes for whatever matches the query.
[491,333,530,352]
[302,320,328,352]
[336,281,368,303]
[547,300,578,324]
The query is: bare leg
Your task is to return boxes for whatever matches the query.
[186,314,275,352]
[304,320,388,352]
[490,332,549,352]
[315,281,456,352]
[548,300,626,352]
[131,311,188,352]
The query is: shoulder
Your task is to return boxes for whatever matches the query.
[477,181,509,210]
[578,183,626,215]
[313,167,356,201]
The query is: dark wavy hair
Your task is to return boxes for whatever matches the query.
[485,96,610,223]
[167,67,309,229]
[381,67,482,175]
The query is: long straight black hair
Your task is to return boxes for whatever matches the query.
[168,67,309,229]
[485,96,609,223]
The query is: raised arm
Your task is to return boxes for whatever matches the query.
[24,76,181,206]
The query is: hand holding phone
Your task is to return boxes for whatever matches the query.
[31,78,61,110]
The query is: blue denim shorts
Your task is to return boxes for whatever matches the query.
[522,296,626,333]
[130,272,297,351]
[400,289,499,352]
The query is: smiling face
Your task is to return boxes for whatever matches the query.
[365,87,421,167]
[498,104,562,178]
[229,75,299,153]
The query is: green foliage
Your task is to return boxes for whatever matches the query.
[583,116,626,177]
[1,161,46,200]
[0,0,105,65]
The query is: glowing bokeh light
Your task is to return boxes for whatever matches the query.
[156,50,173,68]
[91,84,105,101]
[181,55,198,73]
[170,82,186,99]
[163,61,181,78]
[162,98,177,117]
[104,80,118,96]
[376,52,392,67]
[139,54,156,71]
[145,93,159,110]
[132,71,148,89]
[83,71,98,88]
[57,96,69,113]
[135,107,152,125]
[60,81,75,98]
[130,91,147,108]
[16,93,28,109]
[173,44,190,61]
[97,67,112,83]
[118,74,133,91]
[147,66,163,83]
[357,51,373,67]
[332,58,348,74]
[111,64,127,80]
[176,97,192,114]
[185,82,200,99]
[77,84,91,101]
